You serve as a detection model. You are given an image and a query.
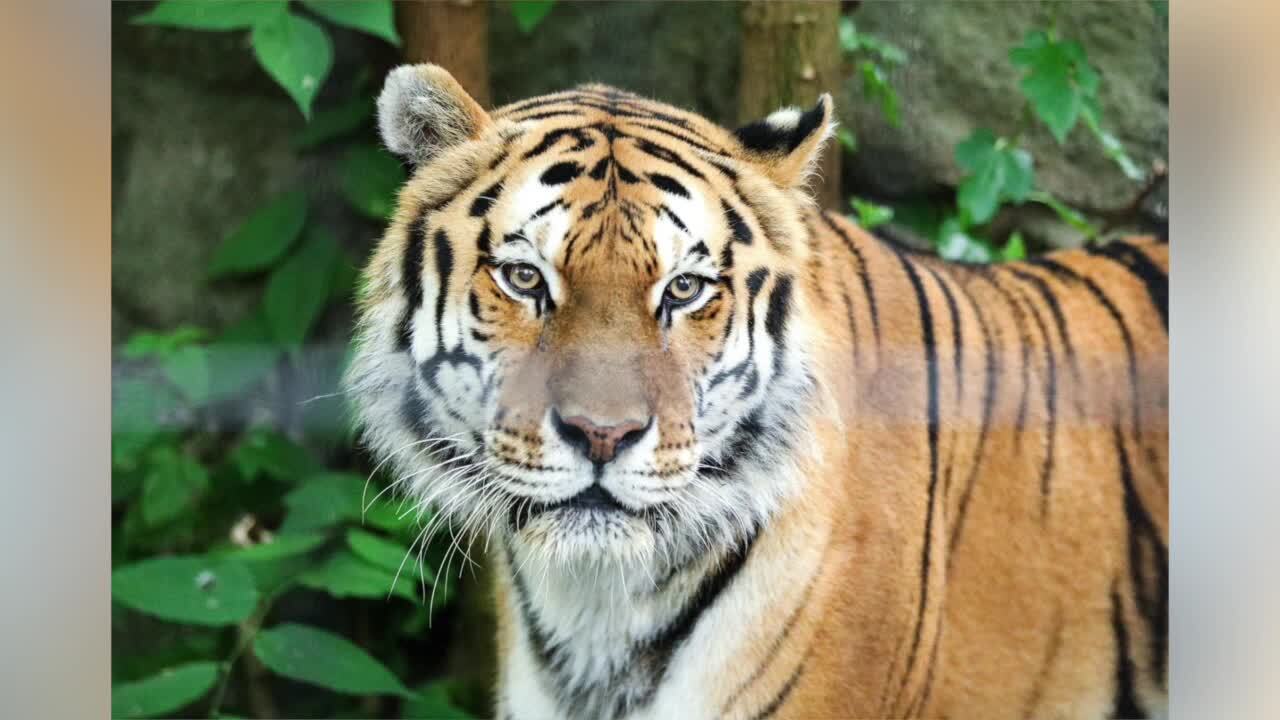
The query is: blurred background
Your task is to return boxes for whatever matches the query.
[110,2,1168,718]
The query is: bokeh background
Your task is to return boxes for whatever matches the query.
[104,2,1174,718]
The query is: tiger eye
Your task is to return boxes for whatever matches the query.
[504,264,544,293]
[665,274,703,304]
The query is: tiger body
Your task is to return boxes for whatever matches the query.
[348,65,1168,719]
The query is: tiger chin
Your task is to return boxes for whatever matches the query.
[347,64,1168,720]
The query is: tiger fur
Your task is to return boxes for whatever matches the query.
[346,64,1168,720]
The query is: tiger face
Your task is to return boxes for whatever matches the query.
[348,66,835,571]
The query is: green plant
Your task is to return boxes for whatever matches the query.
[839,13,1146,263]
[836,15,906,152]
[114,2,477,717]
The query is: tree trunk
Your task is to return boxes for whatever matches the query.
[397,0,492,108]
[738,1,843,210]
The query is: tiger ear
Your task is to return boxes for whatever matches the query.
[377,64,494,166]
[732,94,835,188]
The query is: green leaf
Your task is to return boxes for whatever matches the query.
[111,661,220,719]
[838,16,861,55]
[956,149,1005,225]
[222,533,329,596]
[208,191,308,279]
[1010,31,1100,143]
[298,549,418,600]
[264,227,341,346]
[340,145,407,221]
[362,495,424,535]
[251,11,334,120]
[1028,190,1099,238]
[954,128,997,172]
[954,130,1035,224]
[511,0,556,34]
[936,217,996,263]
[225,533,329,562]
[347,528,432,582]
[292,96,375,150]
[121,326,209,360]
[838,16,906,65]
[255,623,416,697]
[132,0,285,30]
[402,681,477,719]
[859,60,899,127]
[141,447,211,527]
[230,428,320,483]
[849,197,894,230]
[113,555,258,626]
[1001,231,1027,262]
[301,0,400,45]
[1000,147,1035,203]
[1081,100,1146,182]
[281,472,365,533]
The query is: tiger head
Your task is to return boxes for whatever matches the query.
[348,65,836,571]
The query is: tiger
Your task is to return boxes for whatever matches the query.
[346,64,1168,720]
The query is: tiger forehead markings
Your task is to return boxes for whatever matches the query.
[348,64,1168,720]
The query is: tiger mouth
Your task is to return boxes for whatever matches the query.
[509,484,638,533]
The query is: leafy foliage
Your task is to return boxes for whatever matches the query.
[112,661,221,719]
[251,11,334,120]
[207,191,308,279]
[132,1,398,119]
[301,0,401,46]
[253,623,417,698]
[836,9,1148,261]
[114,6,480,715]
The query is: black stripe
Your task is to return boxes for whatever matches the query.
[1110,582,1144,719]
[469,181,504,217]
[983,272,1033,436]
[649,172,689,197]
[432,230,453,347]
[1116,426,1168,690]
[1011,267,1083,398]
[1005,275,1058,520]
[540,161,583,185]
[840,285,861,371]
[763,275,794,377]
[1088,241,1168,331]
[923,265,964,408]
[890,250,941,711]
[632,138,706,180]
[638,528,761,705]
[746,658,808,720]
[821,212,880,345]
[395,212,428,351]
[948,279,997,559]
[723,199,754,245]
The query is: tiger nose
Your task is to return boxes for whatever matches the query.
[551,410,651,464]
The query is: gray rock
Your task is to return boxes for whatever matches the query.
[841,1,1167,213]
